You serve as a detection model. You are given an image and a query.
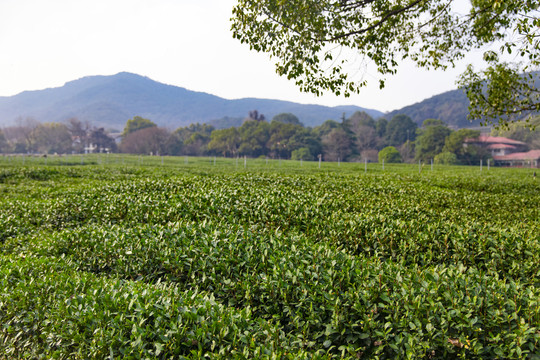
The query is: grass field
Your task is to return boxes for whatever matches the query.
[1,154,539,359]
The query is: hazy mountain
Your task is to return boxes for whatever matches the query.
[384,89,478,128]
[0,72,384,129]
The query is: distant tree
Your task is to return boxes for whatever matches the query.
[89,128,117,153]
[120,127,169,155]
[32,123,72,154]
[291,147,313,161]
[288,128,322,160]
[443,129,490,165]
[354,126,378,153]
[343,111,378,153]
[183,132,212,156]
[398,140,415,164]
[208,127,241,157]
[422,119,446,128]
[164,132,183,156]
[378,146,402,163]
[385,115,417,147]
[375,118,388,139]
[272,113,302,126]
[322,128,353,162]
[443,129,481,156]
[122,116,157,137]
[415,120,452,163]
[434,151,458,165]
[313,119,340,138]
[170,123,215,156]
[66,118,91,153]
[6,117,39,153]
[0,130,8,153]
[345,111,376,130]
[491,116,540,149]
[247,110,266,122]
[238,120,270,157]
[267,122,304,158]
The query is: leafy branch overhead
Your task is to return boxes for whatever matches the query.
[231,0,540,127]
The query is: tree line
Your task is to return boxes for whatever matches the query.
[0,118,117,155]
[119,111,421,162]
[2,112,538,165]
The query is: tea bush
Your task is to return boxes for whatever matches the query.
[0,158,539,358]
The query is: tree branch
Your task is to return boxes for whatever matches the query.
[323,0,426,42]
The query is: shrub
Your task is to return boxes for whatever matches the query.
[378,146,402,163]
[434,151,458,165]
[291,147,313,161]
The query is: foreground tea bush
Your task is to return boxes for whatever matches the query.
[0,255,315,359]
[1,161,539,358]
[12,223,540,358]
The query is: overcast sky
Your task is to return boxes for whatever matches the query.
[0,0,483,113]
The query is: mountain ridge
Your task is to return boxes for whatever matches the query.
[384,89,475,128]
[0,72,384,129]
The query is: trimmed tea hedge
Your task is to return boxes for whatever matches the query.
[1,160,539,358]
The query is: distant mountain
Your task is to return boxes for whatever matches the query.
[385,89,478,128]
[0,72,383,129]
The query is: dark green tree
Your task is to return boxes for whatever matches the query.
[208,127,241,157]
[246,110,266,122]
[415,120,452,162]
[385,115,417,147]
[169,123,215,156]
[89,128,117,153]
[272,113,303,126]
[267,122,306,159]
[238,120,270,157]
[443,129,490,165]
[376,118,388,139]
[313,120,340,138]
[288,127,322,160]
[122,116,156,137]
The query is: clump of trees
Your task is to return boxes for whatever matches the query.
[2,110,524,167]
[0,117,117,154]
[182,110,499,165]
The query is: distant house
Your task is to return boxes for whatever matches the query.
[465,135,539,168]
[494,150,540,168]
[464,135,528,157]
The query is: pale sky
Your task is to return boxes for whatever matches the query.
[0,0,483,112]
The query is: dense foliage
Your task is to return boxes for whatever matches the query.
[0,156,539,358]
[231,0,539,127]
[4,112,538,166]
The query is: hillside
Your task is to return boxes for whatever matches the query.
[0,72,383,129]
[384,89,479,128]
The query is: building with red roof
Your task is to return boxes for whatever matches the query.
[464,135,539,168]
[494,149,540,168]
[464,135,527,157]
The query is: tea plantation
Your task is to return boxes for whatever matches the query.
[1,155,539,359]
